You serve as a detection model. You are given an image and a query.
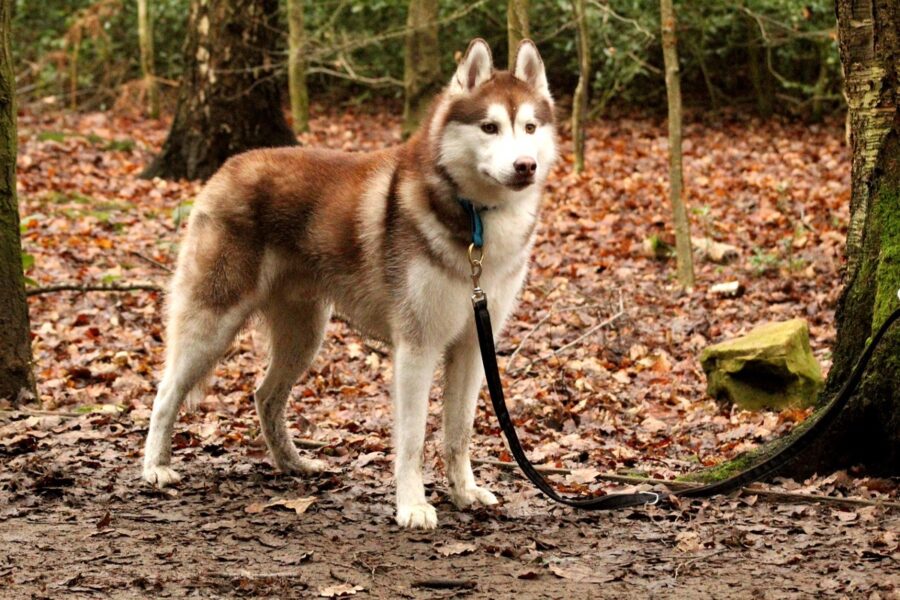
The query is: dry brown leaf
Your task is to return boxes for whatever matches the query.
[437,542,477,557]
[568,467,601,484]
[675,531,703,553]
[319,583,364,597]
[548,561,617,583]
[245,496,316,516]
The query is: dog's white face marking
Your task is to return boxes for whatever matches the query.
[478,102,554,189]
[438,38,556,206]
[440,101,556,199]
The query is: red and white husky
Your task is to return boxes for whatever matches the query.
[142,38,557,529]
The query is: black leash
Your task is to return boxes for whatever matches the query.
[473,290,659,509]
[464,205,900,508]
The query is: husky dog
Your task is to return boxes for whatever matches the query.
[142,38,557,529]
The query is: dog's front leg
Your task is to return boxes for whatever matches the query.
[442,335,498,509]
[393,343,440,529]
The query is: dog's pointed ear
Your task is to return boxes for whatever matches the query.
[513,39,549,97]
[450,38,493,94]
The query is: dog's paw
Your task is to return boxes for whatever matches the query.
[450,485,498,509]
[142,465,181,488]
[396,502,438,529]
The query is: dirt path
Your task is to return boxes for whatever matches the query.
[2,411,897,599]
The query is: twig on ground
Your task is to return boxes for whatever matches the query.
[0,408,83,418]
[293,438,331,449]
[412,579,476,590]
[472,458,900,510]
[506,303,558,372]
[510,293,626,375]
[552,307,625,357]
[27,282,164,297]
[128,250,173,273]
[674,548,728,581]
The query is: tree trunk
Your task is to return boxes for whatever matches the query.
[797,0,900,474]
[659,0,694,288]
[402,0,441,138]
[571,0,589,174]
[507,0,529,70]
[0,0,35,404]
[138,0,159,118]
[287,0,309,135]
[747,35,773,118]
[142,0,296,181]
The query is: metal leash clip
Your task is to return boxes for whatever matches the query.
[468,243,486,304]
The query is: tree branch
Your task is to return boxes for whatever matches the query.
[26,282,164,297]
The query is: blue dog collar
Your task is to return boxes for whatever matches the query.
[458,197,484,248]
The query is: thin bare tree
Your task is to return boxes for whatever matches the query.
[660,0,694,287]
[0,0,35,403]
[572,0,590,173]
[402,0,442,137]
[287,0,309,134]
[507,0,529,69]
[137,0,159,118]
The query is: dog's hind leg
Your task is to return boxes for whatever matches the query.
[143,294,255,487]
[255,298,330,475]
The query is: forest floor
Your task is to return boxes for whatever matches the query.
[1,106,898,598]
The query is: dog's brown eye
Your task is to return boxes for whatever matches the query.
[525,123,536,134]
[481,123,498,134]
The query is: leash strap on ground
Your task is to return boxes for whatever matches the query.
[474,290,900,508]
[473,295,660,510]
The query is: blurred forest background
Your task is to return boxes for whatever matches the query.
[13,0,841,120]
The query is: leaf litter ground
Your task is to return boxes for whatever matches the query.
[1,107,898,598]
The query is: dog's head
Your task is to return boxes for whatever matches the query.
[437,38,557,203]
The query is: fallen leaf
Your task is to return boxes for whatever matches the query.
[319,583,364,597]
[245,496,316,516]
[437,542,477,557]
[568,467,601,484]
[269,496,317,515]
[547,561,617,583]
[834,510,858,523]
[675,531,703,553]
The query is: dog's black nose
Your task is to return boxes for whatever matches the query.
[514,157,537,175]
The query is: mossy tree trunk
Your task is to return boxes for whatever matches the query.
[287,0,309,135]
[402,0,441,138]
[660,0,694,288]
[0,0,35,404]
[571,0,589,174]
[138,0,159,118]
[507,0,529,70]
[143,0,296,181]
[795,0,900,474]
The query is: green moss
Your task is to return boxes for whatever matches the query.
[681,452,758,483]
[680,409,820,483]
[36,130,67,142]
[104,139,136,152]
[43,190,94,205]
[872,186,900,330]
